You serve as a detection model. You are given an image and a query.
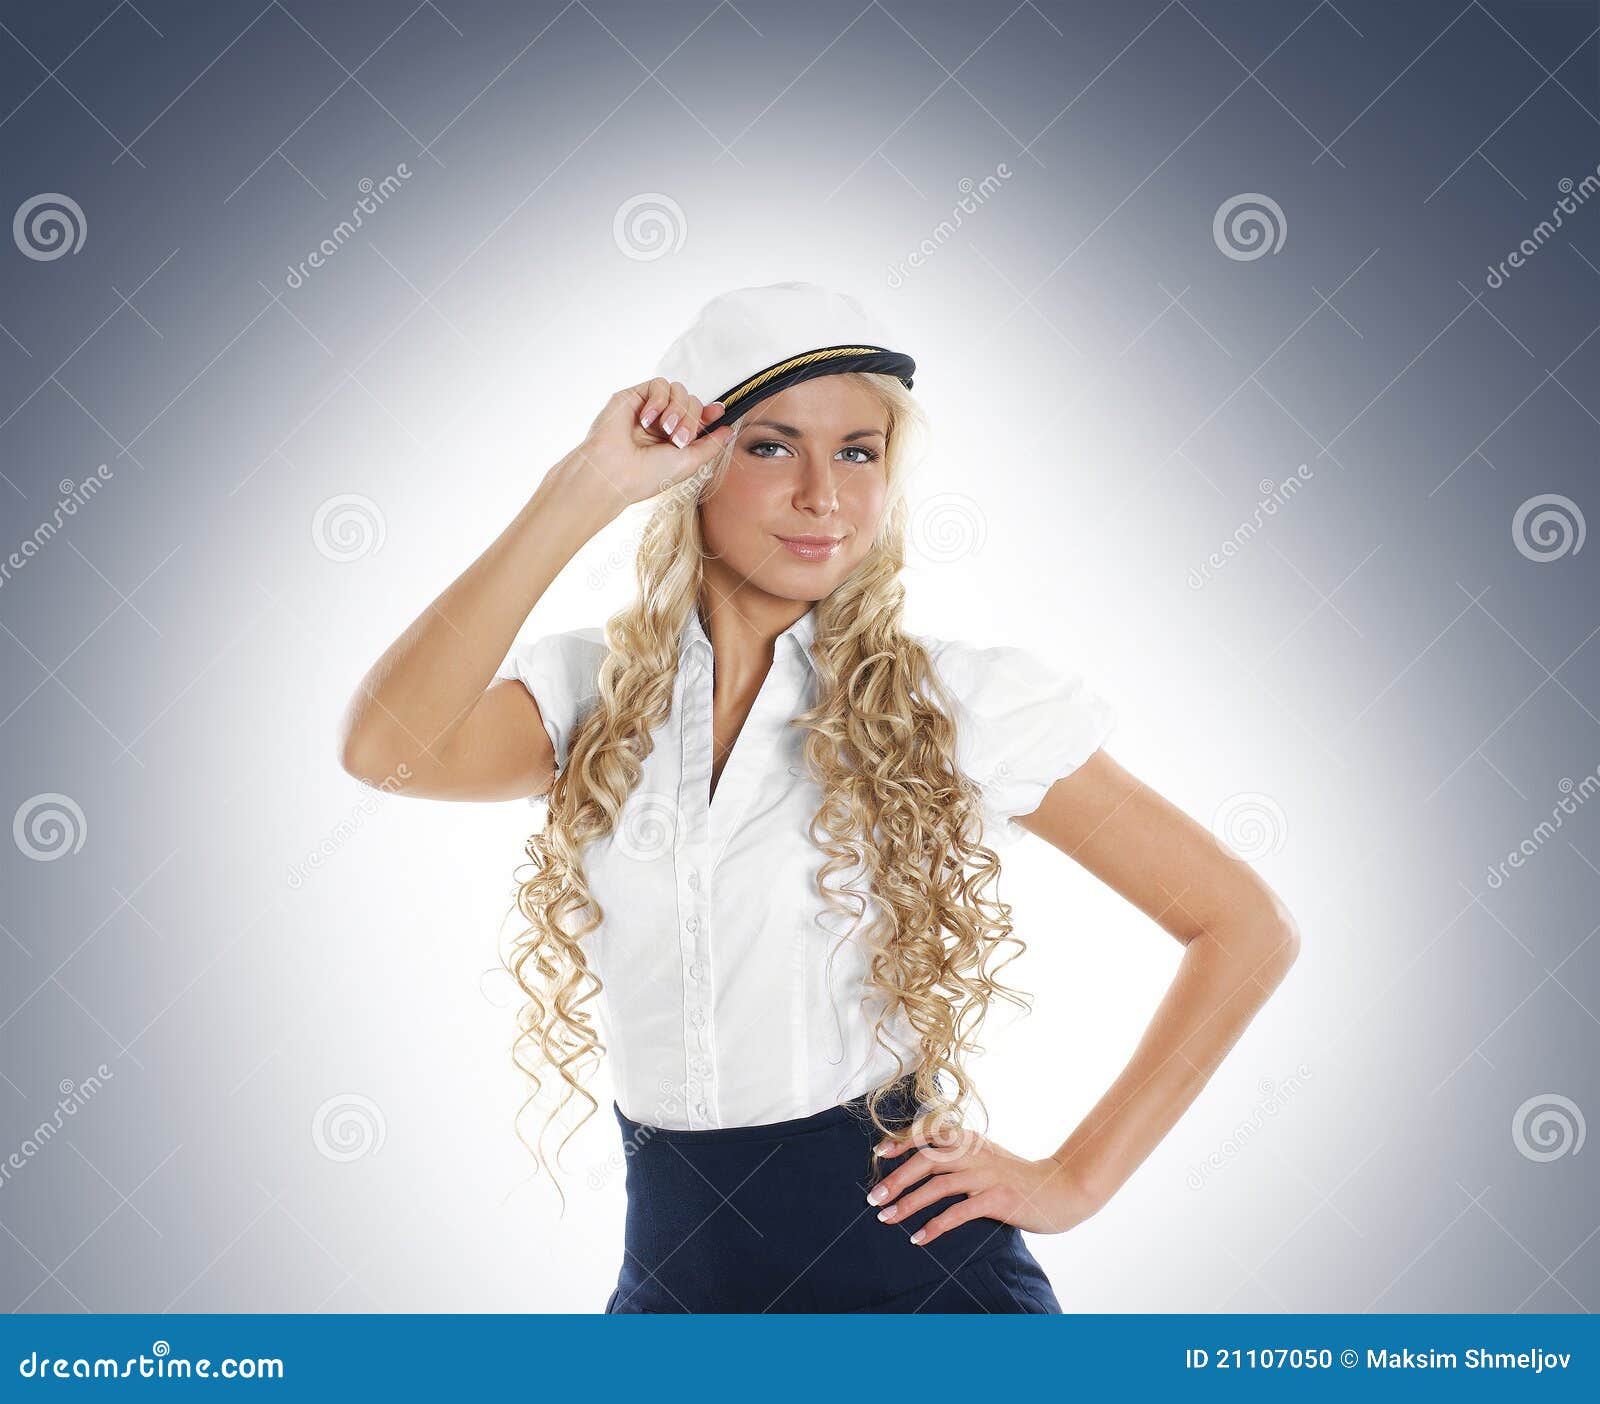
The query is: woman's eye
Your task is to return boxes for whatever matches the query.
[747,441,879,464]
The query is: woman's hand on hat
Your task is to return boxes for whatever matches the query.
[564,379,733,512]
[636,378,722,449]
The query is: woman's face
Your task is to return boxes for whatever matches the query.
[698,376,890,605]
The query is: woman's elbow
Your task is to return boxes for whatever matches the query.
[336,703,403,788]
[1255,898,1301,982]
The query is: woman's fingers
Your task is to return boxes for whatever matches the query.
[658,381,693,442]
[630,381,727,443]
[637,377,671,430]
[673,394,706,447]
[907,1188,1002,1247]
[873,1170,978,1224]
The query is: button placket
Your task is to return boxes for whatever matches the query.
[677,654,717,1130]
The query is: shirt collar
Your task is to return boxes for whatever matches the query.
[679,603,819,677]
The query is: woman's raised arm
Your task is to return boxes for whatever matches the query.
[335,381,731,802]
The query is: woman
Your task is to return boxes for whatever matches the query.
[338,282,1300,1314]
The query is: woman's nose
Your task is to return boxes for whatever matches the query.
[794,461,838,513]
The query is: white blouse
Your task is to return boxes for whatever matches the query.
[495,605,1115,1131]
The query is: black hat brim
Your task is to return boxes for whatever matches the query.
[694,344,915,438]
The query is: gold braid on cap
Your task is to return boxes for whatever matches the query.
[718,346,886,412]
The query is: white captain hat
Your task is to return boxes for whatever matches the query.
[653,281,916,440]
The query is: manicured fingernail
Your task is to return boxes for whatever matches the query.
[662,412,678,434]
[867,1185,886,1204]
[877,1206,898,1222]
[673,426,690,446]
[909,1230,925,1245]
[640,409,655,427]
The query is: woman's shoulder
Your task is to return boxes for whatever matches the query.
[905,629,1118,837]
[533,624,608,657]
[496,625,608,700]
[907,628,1116,742]
[909,631,1073,701]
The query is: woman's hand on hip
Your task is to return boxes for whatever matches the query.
[559,379,733,513]
[867,1125,1105,1244]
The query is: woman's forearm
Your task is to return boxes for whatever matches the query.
[337,453,617,777]
[1047,917,1300,1207]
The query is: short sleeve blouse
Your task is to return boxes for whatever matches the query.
[495,627,1115,828]
[491,613,1115,1130]
[923,637,1117,843]
[494,627,606,784]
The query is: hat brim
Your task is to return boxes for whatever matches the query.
[694,344,915,438]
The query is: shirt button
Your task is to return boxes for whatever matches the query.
[685,915,701,933]
[688,960,706,982]
[689,1008,706,1027]
[693,1056,711,1076]
[687,870,700,890]
[695,1101,708,1119]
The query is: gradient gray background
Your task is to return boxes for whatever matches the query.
[2,0,1598,1314]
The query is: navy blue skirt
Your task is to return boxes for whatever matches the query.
[605,1075,1062,1314]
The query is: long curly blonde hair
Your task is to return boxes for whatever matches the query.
[504,371,1031,1202]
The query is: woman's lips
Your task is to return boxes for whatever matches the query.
[775,534,843,561]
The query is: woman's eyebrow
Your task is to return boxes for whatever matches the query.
[748,419,886,442]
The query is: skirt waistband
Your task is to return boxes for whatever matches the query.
[612,1073,921,1146]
